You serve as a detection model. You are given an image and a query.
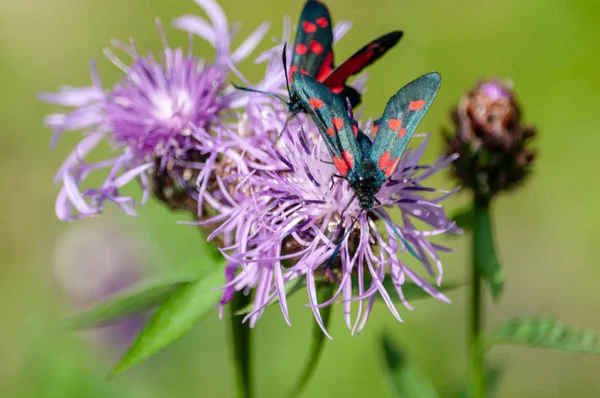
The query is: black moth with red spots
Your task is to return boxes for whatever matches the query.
[235,0,403,117]
[292,71,441,262]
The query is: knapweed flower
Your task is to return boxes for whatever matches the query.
[444,79,536,201]
[201,92,460,335]
[40,0,269,220]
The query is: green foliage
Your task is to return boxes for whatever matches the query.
[65,274,196,329]
[285,283,335,398]
[473,202,505,301]
[485,317,600,354]
[108,264,225,378]
[380,333,440,398]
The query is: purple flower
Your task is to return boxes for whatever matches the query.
[200,91,460,335]
[40,0,269,220]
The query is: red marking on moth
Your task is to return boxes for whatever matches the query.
[308,98,324,108]
[332,117,344,130]
[398,128,407,138]
[373,123,380,137]
[289,64,298,82]
[327,127,335,137]
[330,85,343,94]
[300,69,309,75]
[310,40,324,54]
[316,52,334,81]
[333,151,355,177]
[352,124,358,137]
[316,17,329,28]
[303,21,317,33]
[378,152,400,178]
[295,43,308,55]
[409,99,425,111]
[387,118,402,131]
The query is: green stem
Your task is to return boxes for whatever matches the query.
[285,283,335,398]
[229,292,253,398]
[470,199,487,398]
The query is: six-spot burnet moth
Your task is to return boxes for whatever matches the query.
[234,0,402,118]
[291,71,442,266]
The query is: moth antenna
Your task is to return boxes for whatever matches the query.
[281,42,293,97]
[372,208,423,262]
[232,84,288,105]
[323,209,363,270]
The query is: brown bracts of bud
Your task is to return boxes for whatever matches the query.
[444,79,536,201]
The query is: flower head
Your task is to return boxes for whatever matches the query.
[202,92,460,335]
[444,78,536,201]
[40,0,269,220]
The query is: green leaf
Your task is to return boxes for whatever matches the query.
[444,366,504,398]
[285,282,335,398]
[451,207,473,232]
[65,274,196,329]
[484,317,600,354]
[108,265,225,378]
[473,201,505,301]
[380,332,440,398]
[234,278,305,316]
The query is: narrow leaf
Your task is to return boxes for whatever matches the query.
[473,201,505,301]
[235,278,305,316]
[285,283,335,398]
[451,207,473,232]
[485,317,600,354]
[380,332,440,398]
[65,274,196,329]
[108,265,225,378]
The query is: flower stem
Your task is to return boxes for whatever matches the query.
[470,198,488,398]
[229,292,253,398]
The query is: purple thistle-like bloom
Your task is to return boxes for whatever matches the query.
[40,0,269,220]
[201,93,460,335]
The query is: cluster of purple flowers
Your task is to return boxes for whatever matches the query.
[41,0,460,334]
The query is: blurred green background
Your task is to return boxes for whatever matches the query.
[2,0,600,396]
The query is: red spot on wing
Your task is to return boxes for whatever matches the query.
[295,43,307,55]
[310,40,324,54]
[303,21,317,33]
[300,69,309,75]
[316,17,329,28]
[398,128,407,138]
[409,99,425,111]
[333,151,355,177]
[329,85,343,94]
[387,118,402,131]
[373,123,380,137]
[378,152,400,178]
[332,117,344,130]
[289,64,298,82]
[352,124,358,137]
[308,98,324,109]
[326,127,335,137]
[316,51,334,82]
